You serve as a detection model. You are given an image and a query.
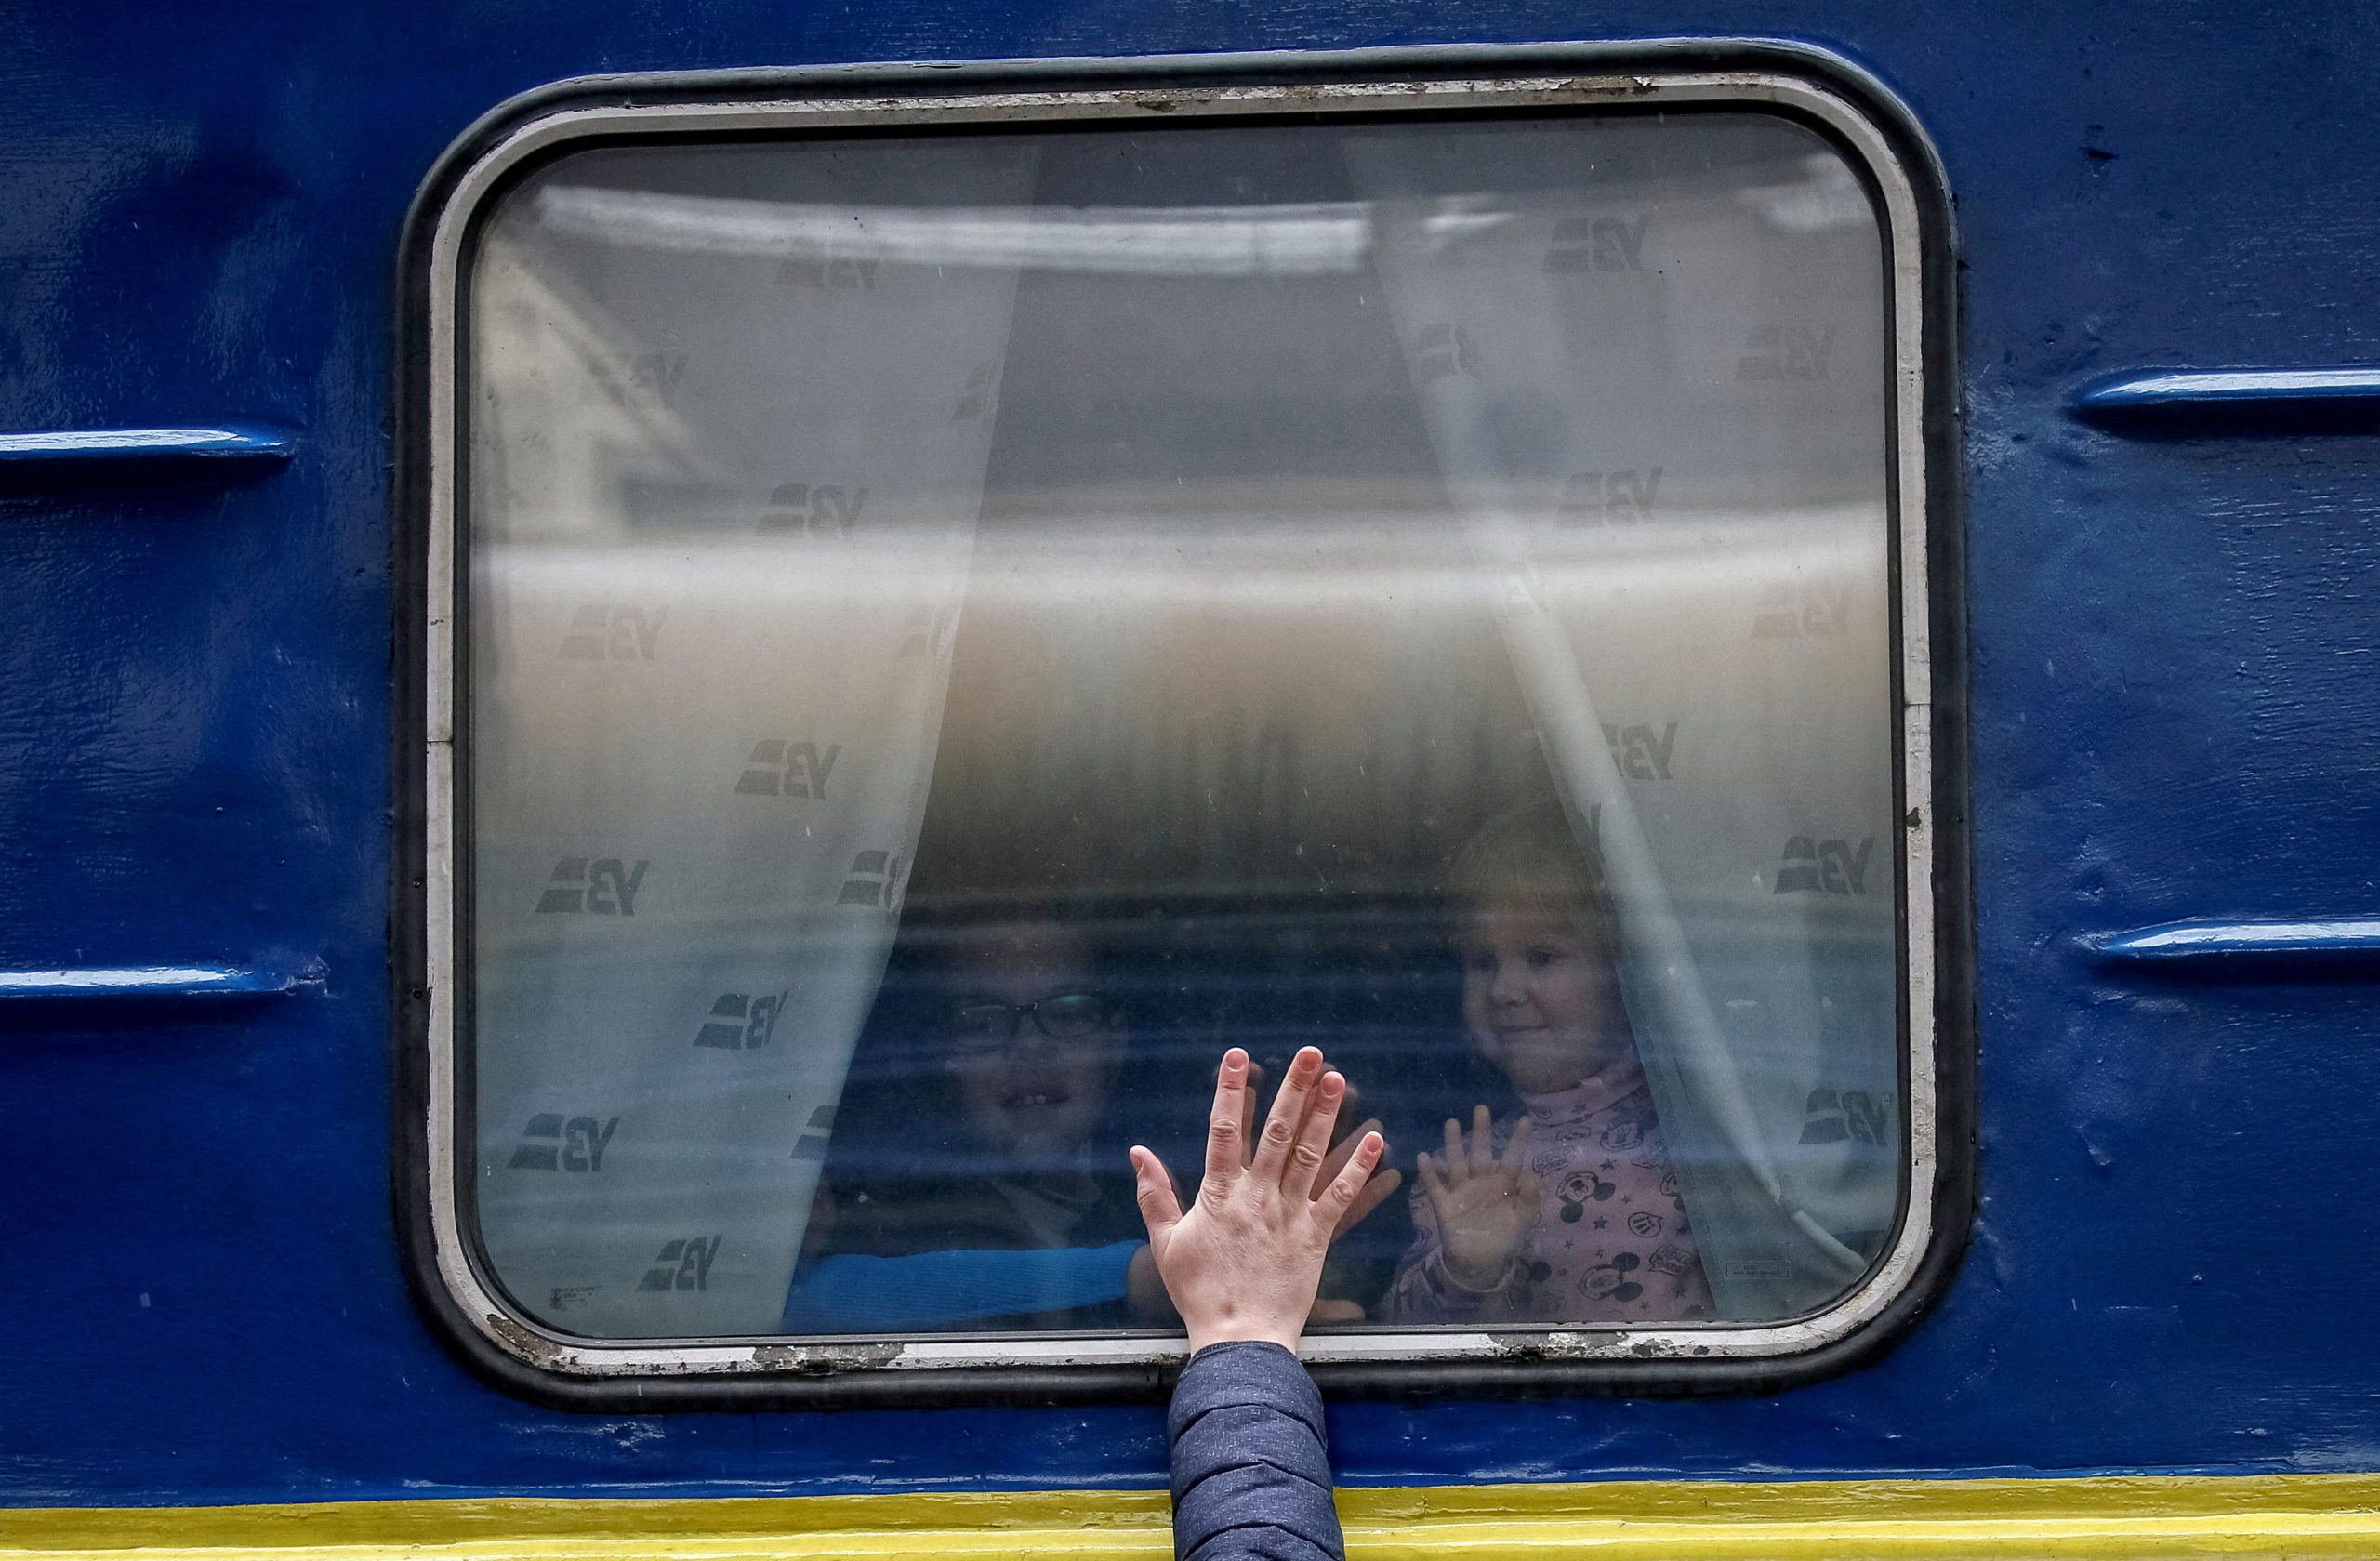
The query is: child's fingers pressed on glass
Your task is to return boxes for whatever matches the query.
[1328,1080,1368,1144]
[1500,1115,1536,1175]
[1441,1117,1467,1180]
[1470,1104,1496,1176]
[1416,1151,1453,1224]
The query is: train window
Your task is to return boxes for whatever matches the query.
[410,57,1961,1398]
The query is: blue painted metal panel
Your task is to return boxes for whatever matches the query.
[0,0,2376,1509]
[0,963,318,1002]
[0,425,294,466]
[2093,918,2380,965]
[2075,367,2380,414]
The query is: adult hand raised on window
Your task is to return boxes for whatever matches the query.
[1128,1046,1390,1353]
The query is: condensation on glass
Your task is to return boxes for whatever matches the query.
[463,111,1903,1343]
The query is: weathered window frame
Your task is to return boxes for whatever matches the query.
[393,40,1971,1409]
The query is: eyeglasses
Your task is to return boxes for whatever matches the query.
[947,991,1116,1053]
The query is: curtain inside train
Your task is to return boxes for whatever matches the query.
[464,141,1038,1339]
[1344,119,1903,1320]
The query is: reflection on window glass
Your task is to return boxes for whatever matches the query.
[465,111,1903,1343]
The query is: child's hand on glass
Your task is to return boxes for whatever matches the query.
[1417,1106,1540,1290]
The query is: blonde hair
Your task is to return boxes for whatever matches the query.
[1447,797,1620,956]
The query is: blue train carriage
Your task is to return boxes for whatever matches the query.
[3,8,2377,1560]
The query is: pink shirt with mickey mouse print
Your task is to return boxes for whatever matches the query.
[1382,1052,1714,1325]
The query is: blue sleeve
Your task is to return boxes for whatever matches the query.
[1167,1341,1343,1561]
[781,1240,1141,1332]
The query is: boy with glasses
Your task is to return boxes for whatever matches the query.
[784,917,1398,1334]
[783,918,1157,1330]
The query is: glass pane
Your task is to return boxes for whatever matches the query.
[463,109,1902,1343]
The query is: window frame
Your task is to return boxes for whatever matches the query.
[393,39,1971,1409]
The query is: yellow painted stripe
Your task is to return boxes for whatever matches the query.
[4,1475,2380,1559]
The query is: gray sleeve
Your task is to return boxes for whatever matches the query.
[1166,1341,1344,1561]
